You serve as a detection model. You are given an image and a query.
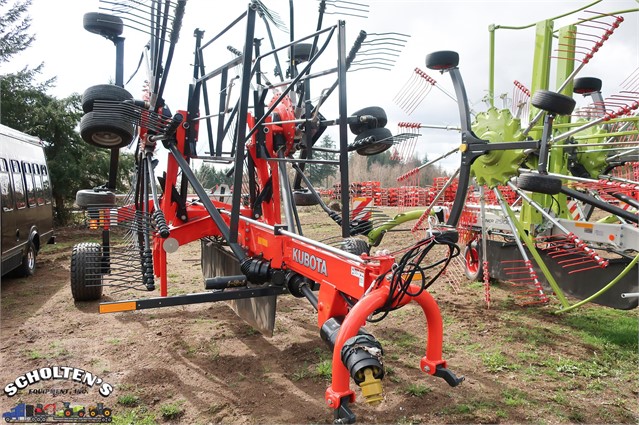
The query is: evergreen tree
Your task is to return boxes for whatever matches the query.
[0,0,34,63]
[0,2,134,223]
[307,135,338,187]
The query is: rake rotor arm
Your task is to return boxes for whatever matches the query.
[163,126,247,261]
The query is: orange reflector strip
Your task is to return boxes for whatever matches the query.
[99,301,137,314]
[575,222,594,229]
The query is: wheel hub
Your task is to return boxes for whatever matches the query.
[470,108,526,187]
[571,118,608,178]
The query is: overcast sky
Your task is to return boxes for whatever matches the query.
[4,0,638,173]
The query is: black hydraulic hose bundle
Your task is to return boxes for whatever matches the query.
[368,232,460,322]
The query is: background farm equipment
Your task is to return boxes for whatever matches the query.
[383,2,638,312]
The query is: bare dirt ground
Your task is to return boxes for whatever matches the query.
[1,208,638,424]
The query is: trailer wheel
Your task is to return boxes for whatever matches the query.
[71,243,104,301]
[516,173,562,195]
[78,410,86,418]
[80,111,135,149]
[349,106,388,135]
[82,84,133,113]
[293,189,319,206]
[464,241,483,281]
[17,241,37,276]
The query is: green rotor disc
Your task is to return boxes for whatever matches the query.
[470,108,526,188]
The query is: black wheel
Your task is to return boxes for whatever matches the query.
[573,77,602,95]
[425,50,459,70]
[463,241,483,281]
[78,411,85,418]
[531,90,576,116]
[17,240,37,277]
[348,127,393,156]
[80,111,135,149]
[339,238,370,255]
[293,189,319,206]
[289,43,316,63]
[89,410,97,418]
[83,12,124,39]
[516,173,562,195]
[75,189,117,208]
[349,106,388,135]
[82,84,133,113]
[70,242,104,301]
[102,409,112,417]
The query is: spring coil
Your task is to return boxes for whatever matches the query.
[152,210,170,238]
[143,248,155,290]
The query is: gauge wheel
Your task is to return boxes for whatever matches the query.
[349,106,388,135]
[80,111,135,149]
[531,90,576,116]
[516,173,562,195]
[83,12,124,38]
[348,127,393,156]
[82,84,133,113]
[70,242,104,301]
[464,241,484,282]
[340,238,370,255]
[425,50,459,70]
[573,77,602,95]
[293,189,319,206]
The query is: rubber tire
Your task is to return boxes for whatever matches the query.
[289,43,316,62]
[340,238,370,255]
[293,189,319,206]
[531,90,576,116]
[464,242,483,281]
[103,409,111,417]
[349,127,393,156]
[80,111,135,149]
[82,84,133,113]
[70,242,104,302]
[83,12,124,38]
[89,410,97,418]
[75,189,116,208]
[516,173,562,195]
[78,411,85,418]
[425,50,459,70]
[349,106,388,135]
[573,77,602,95]
[17,241,37,277]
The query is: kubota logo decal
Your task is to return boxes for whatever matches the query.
[292,248,328,276]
